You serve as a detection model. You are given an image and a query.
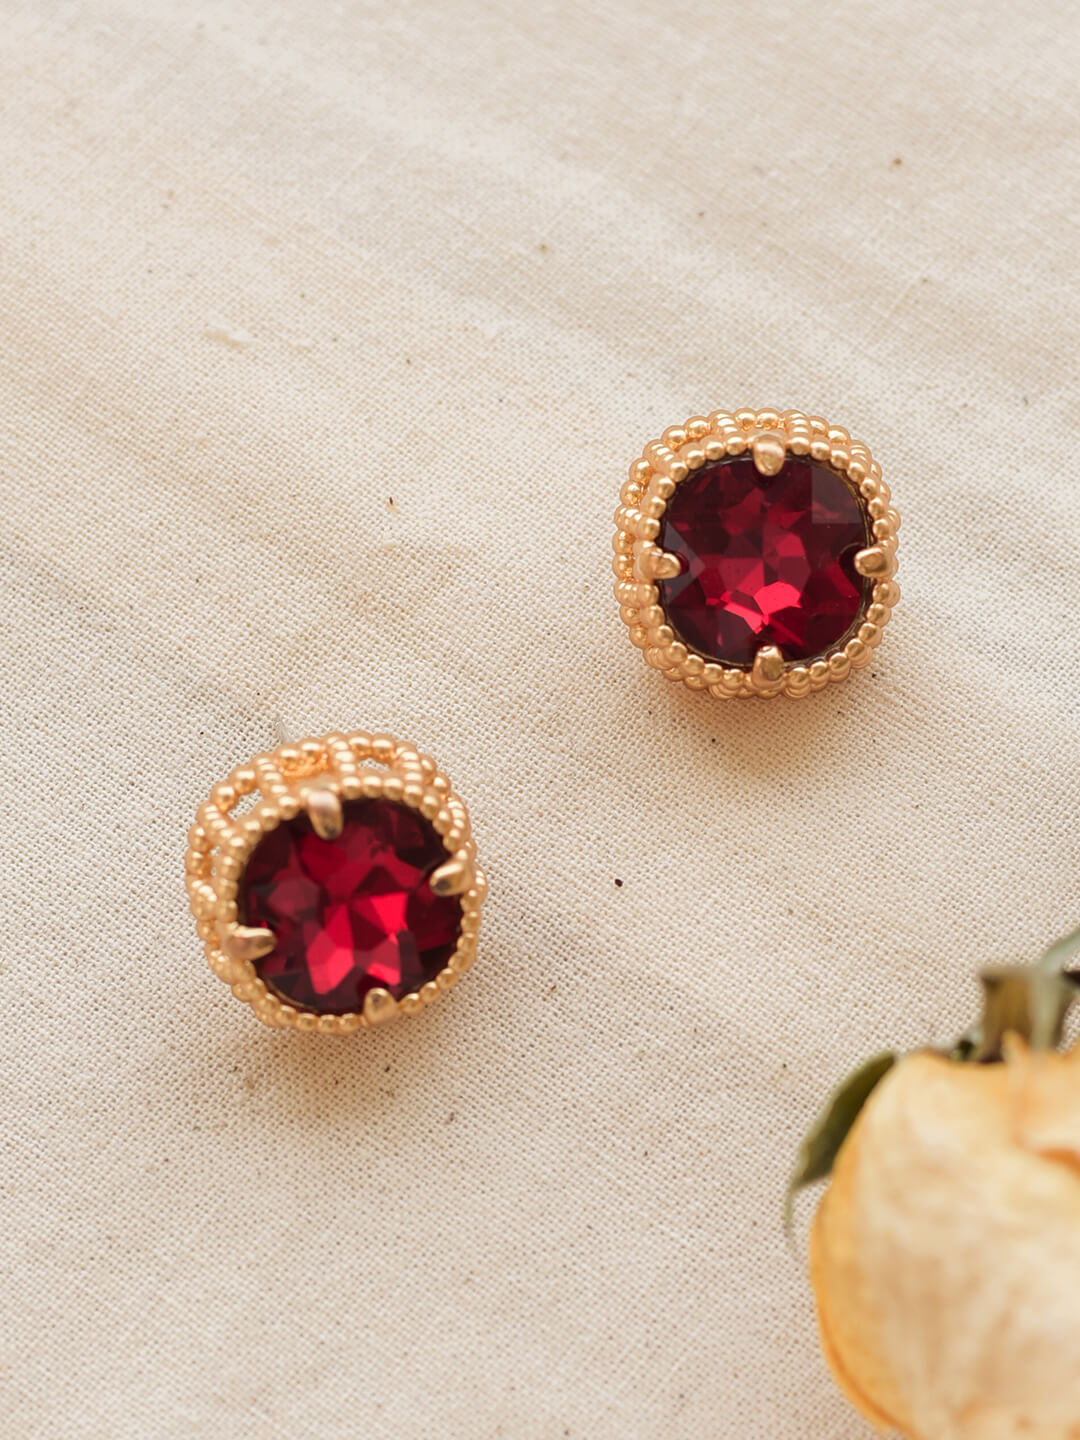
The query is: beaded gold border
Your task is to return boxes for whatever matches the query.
[185,731,485,1033]
[613,408,901,698]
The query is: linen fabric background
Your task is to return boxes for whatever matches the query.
[2,1,1079,1436]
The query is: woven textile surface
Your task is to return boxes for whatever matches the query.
[2,1,1079,1436]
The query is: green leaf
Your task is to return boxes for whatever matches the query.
[977,964,1078,1060]
[784,1051,897,1233]
[953,927,1080,1063]
[1038,923,1080,976]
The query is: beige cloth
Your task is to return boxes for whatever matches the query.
[2,2,1078,1436]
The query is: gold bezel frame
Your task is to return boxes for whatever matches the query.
[613,408,901,698]
[185,731,485,1033]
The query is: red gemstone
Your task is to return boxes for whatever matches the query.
[238,799,463,1014]
[658,454,869,665]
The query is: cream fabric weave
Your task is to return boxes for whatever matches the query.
[2,2,1079,1436]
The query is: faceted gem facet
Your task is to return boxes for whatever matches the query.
[238,799,463,1014]
[657,454,869,665]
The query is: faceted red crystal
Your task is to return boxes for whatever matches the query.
[658,454,869,666]
[239,799,463,1014]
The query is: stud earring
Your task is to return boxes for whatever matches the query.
[185,731,485,1033]
[613,408,900,699]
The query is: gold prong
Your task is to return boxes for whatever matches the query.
[363,987,398,1026]
[430,857,473,897]
[636,542,682,581]
[219,924,276,963]
[305,786,343,841]
[751,644,786,688]
[750,431,787,477]
[854,545,896,578]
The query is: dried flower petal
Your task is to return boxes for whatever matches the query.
[811,1046,1080,1438]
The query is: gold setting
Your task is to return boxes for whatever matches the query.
[613,408,901,698]
[185,731,486,1032]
